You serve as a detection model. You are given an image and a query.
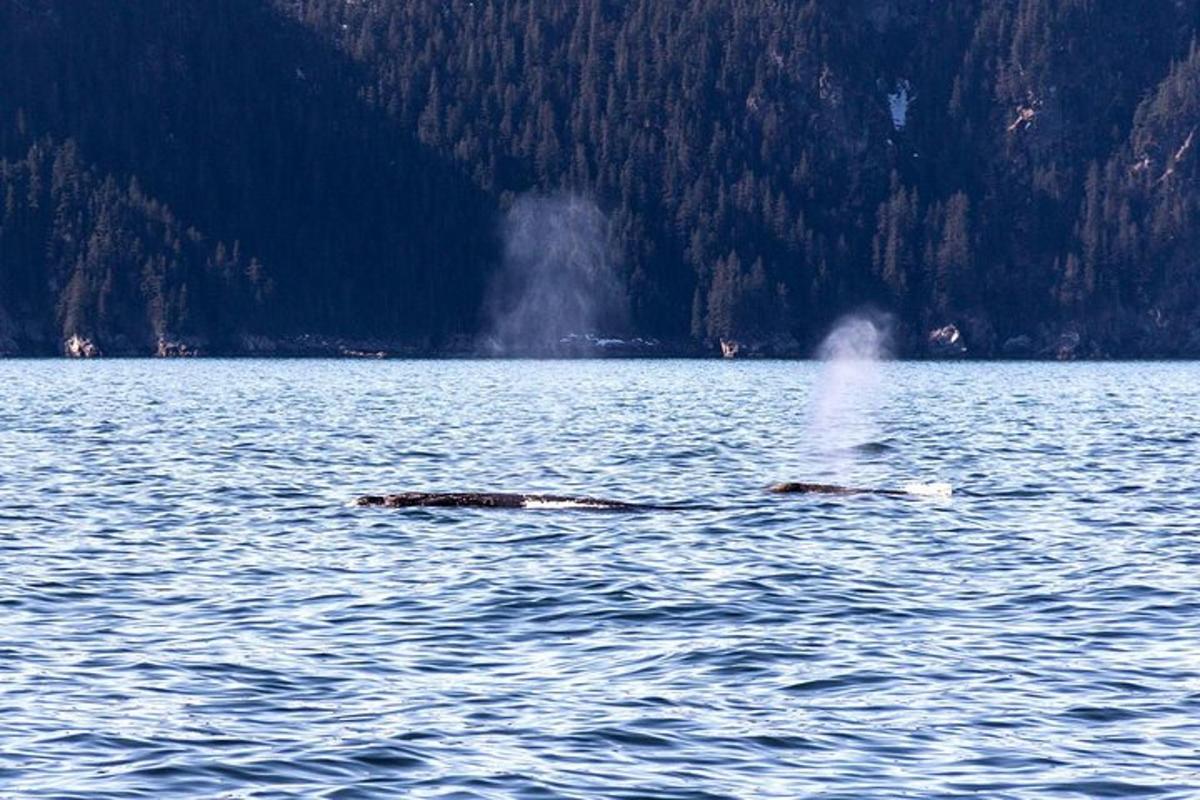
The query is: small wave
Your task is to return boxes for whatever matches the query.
[850,440,895,454]
[786,671,897,695]
[903,482,953,499]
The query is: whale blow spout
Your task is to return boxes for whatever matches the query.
[356,492,680,511]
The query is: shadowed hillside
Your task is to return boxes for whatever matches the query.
[3,0,1200,356]
[0,0,497,354]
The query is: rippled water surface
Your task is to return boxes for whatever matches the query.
[2,360,1200,799]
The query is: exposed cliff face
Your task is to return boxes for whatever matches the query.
[3,0,1200,357]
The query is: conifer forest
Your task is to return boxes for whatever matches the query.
[3,0,1199,357]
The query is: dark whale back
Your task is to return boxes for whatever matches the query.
[357,492,669,511]
[357,483,930,511]
[770,482,909,497]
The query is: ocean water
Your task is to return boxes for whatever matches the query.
[1,360,1199,799]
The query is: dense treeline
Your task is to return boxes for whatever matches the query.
[0,138,268,354]
[0,0,497,354]
[2,0,1199,356]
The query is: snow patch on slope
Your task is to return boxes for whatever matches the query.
[888,80,913,130]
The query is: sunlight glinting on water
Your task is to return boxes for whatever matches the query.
[1,360,1199,798]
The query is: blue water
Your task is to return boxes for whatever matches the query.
[2,360,1199,798]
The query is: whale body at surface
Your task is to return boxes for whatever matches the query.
[770,482,906,497]
[771,482,952,498]
[356,492,667,511]
[357,483,951,511]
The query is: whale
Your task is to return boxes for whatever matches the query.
[356,492,686,511]
[769,482,908,497]
[771,482,953,498]
[357,482,950,511]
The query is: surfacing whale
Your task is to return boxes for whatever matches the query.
[357,483,951,511]
[770,482,907,497]
[771,482,953,498]
[356,492,685,511]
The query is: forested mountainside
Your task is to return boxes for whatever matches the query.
[2,0,1199,357]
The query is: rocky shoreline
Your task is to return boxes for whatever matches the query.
[5,319,1200,360]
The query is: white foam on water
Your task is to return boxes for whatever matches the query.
[902,482,953,499]
[522,499,607,510]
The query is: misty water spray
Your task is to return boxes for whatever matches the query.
[807,311,894,479]
[485,193,628,356]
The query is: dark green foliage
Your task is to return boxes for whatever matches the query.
[3,0,1200,355]
[0,138,266,352]
[0,0,497,350]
